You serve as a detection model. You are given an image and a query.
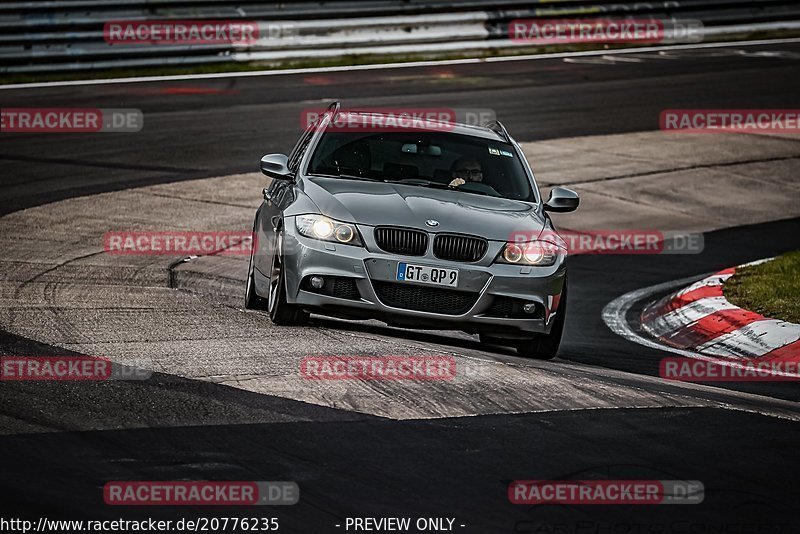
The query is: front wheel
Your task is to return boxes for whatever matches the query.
[515,280,567,360]
[267,233,309,326]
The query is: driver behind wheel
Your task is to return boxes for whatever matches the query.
[448,156,483,188]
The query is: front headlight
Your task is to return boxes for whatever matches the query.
[496,239,565,266]
[296,215,363,246]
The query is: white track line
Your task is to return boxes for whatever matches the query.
[601,274,800,378]
[3,37,800,90]
[644,296,739,338]
[602,274,710,360]
[697,319,800,358]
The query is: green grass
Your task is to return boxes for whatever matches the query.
[724,251,800,324]
[3,28,800,85]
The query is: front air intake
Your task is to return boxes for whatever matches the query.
[433,233,488,262]
[374,227,428,256]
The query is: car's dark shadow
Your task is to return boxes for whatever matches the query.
[306,314,521,358]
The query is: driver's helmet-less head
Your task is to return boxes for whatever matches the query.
[451,156,483,182]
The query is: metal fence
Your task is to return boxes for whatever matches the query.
[2,0,799,73]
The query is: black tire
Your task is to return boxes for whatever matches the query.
[244,224,268,311]
[267,233,309,326]
[515,279,567,360]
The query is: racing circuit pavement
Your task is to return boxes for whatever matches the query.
[1,41,800,531]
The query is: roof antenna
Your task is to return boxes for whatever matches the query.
[325,100,341,120]
[484,120,510,142]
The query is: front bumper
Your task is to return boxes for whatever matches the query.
[256,219,567,338]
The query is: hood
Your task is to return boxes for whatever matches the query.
[298,177,544,241]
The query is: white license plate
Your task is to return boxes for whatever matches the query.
[396,262,459,287]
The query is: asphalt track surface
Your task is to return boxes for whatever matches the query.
[1,42,800,532]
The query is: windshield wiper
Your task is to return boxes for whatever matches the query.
[396,179,451,190]
[309,173,383,182]
[396,179,495,197]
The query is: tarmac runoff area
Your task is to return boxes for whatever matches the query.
[1,130,799,427]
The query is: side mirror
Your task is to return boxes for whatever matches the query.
[260,153,293,180]
[544,186,579,213]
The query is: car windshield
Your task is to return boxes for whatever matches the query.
[306,129,536,202]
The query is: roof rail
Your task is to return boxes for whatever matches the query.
[484,120,510,142]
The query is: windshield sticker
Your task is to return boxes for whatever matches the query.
[489,146,513,157]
